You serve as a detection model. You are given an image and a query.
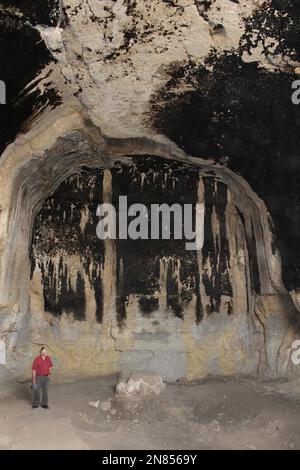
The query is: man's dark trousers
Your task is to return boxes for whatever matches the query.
[32,375,49,407]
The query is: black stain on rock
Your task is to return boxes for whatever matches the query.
[42,261,86,321]
[149,53,300,291]
[0,2,61,153]
[166,258,184,319]
[112,156,200,323]
[241,0,300,62]
[31,160,238,325]
[139,296,159,315]
[202,178,232,313]
[31,168,104,322]
[236,208,261,295]
[112,156,233,323]
[0,1,60,27]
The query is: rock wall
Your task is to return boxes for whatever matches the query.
[0,1,299,381]
[27,158,250,379]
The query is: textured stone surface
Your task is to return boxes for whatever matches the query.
[116,369,165,397]
[0,1,299,382]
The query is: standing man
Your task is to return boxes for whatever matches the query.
[32,346,53,409]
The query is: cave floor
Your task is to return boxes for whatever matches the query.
[1,374,300,450]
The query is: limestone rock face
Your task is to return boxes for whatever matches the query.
[116,369,165,398]
[1,1,299,147]
[25,0,299,139]
[0,1,299,382]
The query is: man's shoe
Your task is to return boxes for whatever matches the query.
[42,405,49,409]
[32,405,39,408]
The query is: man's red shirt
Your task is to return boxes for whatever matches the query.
[32,356,53,376]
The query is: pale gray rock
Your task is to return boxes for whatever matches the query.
[116,369,165,398]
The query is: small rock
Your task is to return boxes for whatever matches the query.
[116,370,165,398]
[110,408,117,415]
[210,419,219,426]
[100,400,111,412]
[177,377,188,385]
[0,436,12,448]
[210,419,221,431]
[246,444,257,450]
[89,400,100,409]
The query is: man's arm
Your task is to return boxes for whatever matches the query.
[32,358,37,383]
[48,357,53,376]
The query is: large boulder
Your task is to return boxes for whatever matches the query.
[115,369,165,399]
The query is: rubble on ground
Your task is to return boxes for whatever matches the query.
[115,369,165,398]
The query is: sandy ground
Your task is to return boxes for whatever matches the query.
[0,374,300,450]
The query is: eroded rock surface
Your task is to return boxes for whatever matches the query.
[0,1,299,382]
[116,369,165,398]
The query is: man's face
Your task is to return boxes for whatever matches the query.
[40,348,46,358]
